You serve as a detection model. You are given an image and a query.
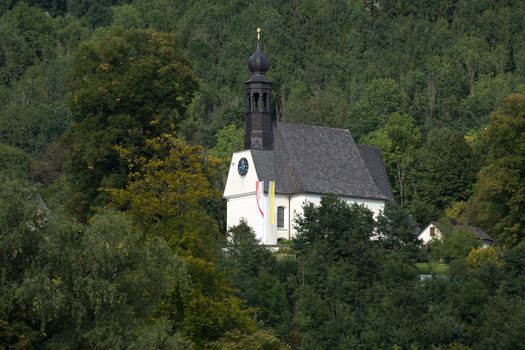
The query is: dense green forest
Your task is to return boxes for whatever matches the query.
[1,0,525,348]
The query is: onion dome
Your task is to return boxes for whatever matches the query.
[248,29,270,74]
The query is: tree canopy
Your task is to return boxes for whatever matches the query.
[466,94,525,247]
[1,1,525,348]
[66,27,198,216]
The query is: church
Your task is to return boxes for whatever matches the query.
[223,32,393,245]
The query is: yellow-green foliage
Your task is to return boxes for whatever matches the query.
[445,201,467,222]
[467,246,502,268]
[108,133,255,345]
[466,94,525,247]
[208,329,291,350]
[110,133,220,254]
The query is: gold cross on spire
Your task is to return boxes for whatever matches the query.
[257,27,261,41]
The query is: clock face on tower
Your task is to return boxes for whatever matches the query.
[238,157,249,176]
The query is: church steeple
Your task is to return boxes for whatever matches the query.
[244,28,273,150]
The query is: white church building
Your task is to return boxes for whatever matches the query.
[223,34,393,245]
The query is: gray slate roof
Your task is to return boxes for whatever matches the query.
[251,122,393,200]
[455,225,494,242]
[357,144,394,200]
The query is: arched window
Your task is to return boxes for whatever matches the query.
[253,93,259,112]
[277,206,285,228]
[263,93,267,112]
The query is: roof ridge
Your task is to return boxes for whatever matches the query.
[277,120,353,133]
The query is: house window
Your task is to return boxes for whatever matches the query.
[277,206,285,228]
[430,226,435,237]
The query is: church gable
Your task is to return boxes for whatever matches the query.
[223,150,260,198]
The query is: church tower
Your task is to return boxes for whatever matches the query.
[244,28,273,150]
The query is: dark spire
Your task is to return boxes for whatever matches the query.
[248,41,270,74]
[244,28,273,150]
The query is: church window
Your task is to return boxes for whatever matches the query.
[277,206,285,228]
[263,93,268,112]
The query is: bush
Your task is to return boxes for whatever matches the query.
[467,247,502,268]
[0,143,30,177]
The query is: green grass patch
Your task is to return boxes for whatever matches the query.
[415,262,450,275]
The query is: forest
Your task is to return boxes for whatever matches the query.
[1,0,525,348]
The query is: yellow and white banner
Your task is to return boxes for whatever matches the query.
[269,181,275,225]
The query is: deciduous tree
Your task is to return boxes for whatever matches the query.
[466,94,525,246]
[108,133,255,346]
[362,113,421,206]
[411,128,477,223]
[66,28,197,216]
[0,178,189,348]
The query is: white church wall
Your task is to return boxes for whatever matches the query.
[224,150,293,244]
[223,150,259,198]
[289,194,386,237]
[274,194,290,241]
[227,194,262,239]
[224,150,263,241]
[224,150,388,244]
[226,193,289,245]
